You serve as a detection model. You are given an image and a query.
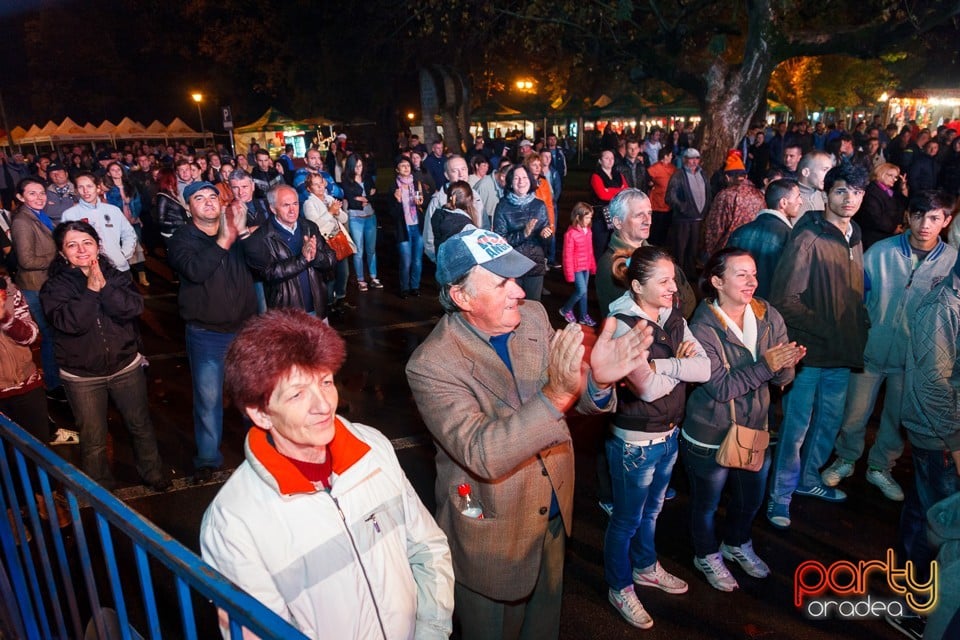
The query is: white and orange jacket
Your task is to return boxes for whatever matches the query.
[200,417,454,639]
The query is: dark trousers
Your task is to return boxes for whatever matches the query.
[670,219,701,279]
[650,210,672,247]
[63,363,163,488]
[455,515,565,640]
[681,438,770,557]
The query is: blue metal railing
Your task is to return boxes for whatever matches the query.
[0,413,308,640]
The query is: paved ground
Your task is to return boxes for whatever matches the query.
[44,171,912,639]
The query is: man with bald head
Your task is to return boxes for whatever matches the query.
[243,184,337,320]
[422,154,485,262]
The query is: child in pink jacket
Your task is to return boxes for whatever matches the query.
[560,202,597,326]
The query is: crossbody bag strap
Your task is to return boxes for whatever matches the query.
[711,327,737,427]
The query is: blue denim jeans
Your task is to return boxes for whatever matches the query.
[348,215,378,281]
[562,270,589,318]
[63,363,163,487]
[22,289,61,389]
[833,363,905,471]
[898,447,960,584]
[326,259,349,301]
[681,437,771,557]
[397,224,423,291]
[604,430,678,589]
[185,324,233,470]
[769,366,850,505]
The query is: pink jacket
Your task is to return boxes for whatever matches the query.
[562,225,596,282]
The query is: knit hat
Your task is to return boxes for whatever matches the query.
[724,150,747,174]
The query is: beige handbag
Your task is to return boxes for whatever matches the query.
[712,329,769,471]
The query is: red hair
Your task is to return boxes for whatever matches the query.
[156,167,178,194]
[225,309,347,411]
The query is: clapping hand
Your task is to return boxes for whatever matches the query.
[590,317,654,387]
[542,323,586,412]
[762,342,806,371]
[675,340,698,358]
[86,259,106,292]
[302,235,318,261]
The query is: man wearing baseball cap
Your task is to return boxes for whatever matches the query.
[167,181,257,483]
[44,162,77,223]
[406,227,653,639]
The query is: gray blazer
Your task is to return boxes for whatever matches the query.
[406,301,612,600]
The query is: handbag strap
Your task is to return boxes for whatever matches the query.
[711,327,738,427]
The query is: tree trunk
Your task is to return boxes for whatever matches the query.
[419,68,441,144]
[439,68,464,153]
[696,4,777,175]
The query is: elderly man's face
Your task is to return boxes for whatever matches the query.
[272,187,300,225]
[458,268,526,335]
[615,197,653,246]
[230,177,255,203]
[247,366,339,456]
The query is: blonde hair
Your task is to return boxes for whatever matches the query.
[871,162,899,182]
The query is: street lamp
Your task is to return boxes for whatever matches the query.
[191,92,206,143]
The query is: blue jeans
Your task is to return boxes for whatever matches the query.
[348,215,377,281]
[681,438,770,557]
[326,260,349,301]
[185,324,233,470]
[63,363,163,487]
[899,447,960,584]
[604,430,678,589]
[397,224,423,291]
[562,271,589,318]
[769,366,850,505]
[833,363,905,471]
[22,289,61,389]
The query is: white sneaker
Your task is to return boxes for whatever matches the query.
[866,468,905,501]
[49,428,80,445]
[821,458,854,487]
[720,540,770,578]
[608,586,653,629]
[694,553,739,592]
[633,561,688,594]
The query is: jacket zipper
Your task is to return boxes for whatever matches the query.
[331,495,388,640]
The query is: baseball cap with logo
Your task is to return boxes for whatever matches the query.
[436,227,534,285]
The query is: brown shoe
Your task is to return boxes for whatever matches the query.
[7,508,32,545]
[35,492,72,529]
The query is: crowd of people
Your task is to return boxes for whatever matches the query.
[3,113,960,639]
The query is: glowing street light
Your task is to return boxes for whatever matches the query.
[407,112,415,121]
[191,92,206,142]
[515,79,535,92]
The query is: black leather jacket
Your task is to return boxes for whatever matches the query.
[243,216,337,318]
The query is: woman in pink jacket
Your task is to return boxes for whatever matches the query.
[560,202,598,326]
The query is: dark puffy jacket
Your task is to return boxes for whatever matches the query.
[492,196,549,276]
[40,258,142,377]
[613,310,688,431]
[243,217,337,318]
[727,210,793,300]
[769,210,868,368]
[683,299,795,445]
[156,192,188,238]
[852,182,906,251]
